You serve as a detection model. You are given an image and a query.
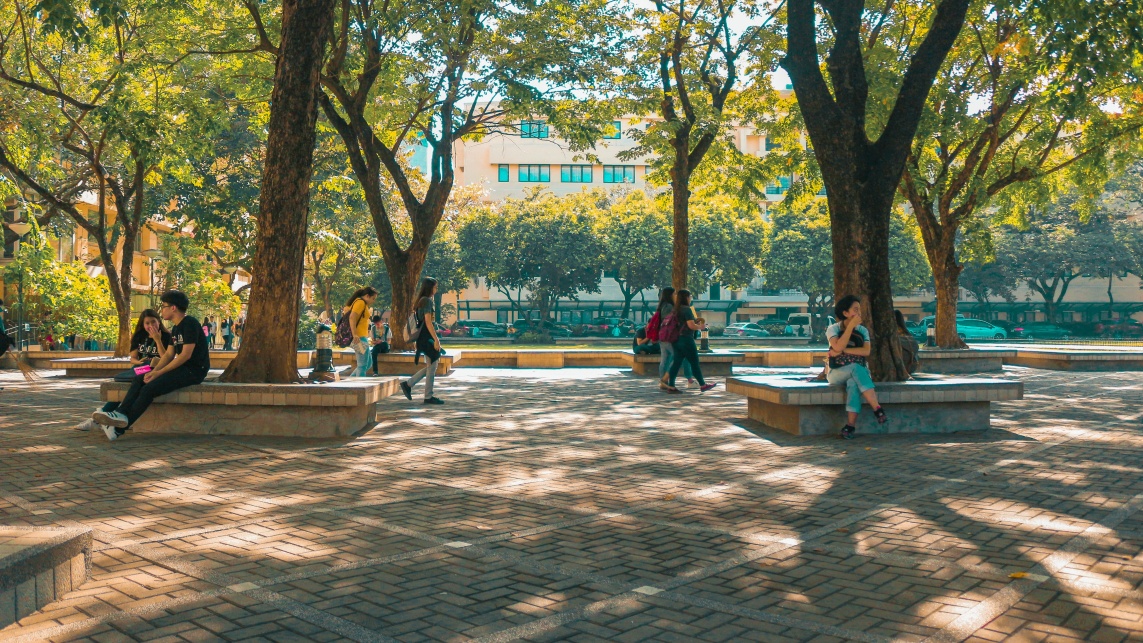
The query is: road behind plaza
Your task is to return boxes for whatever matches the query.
[2,366,1142,642]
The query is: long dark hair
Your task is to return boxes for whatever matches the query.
[894,310,910,335]
[657,287,676,314]
[345,286,378,308]
[835,295,860,321]
[674,289,692,310]
[416,277,438,303]
[130,309,164,346]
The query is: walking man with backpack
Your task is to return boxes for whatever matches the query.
[400,277,445,405]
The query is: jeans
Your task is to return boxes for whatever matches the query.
[370,343,390,374]
[406,358,438,399]
[668,335,705,387]
[223,335,233,350]
[117,367,207,428]
[658,341,692,380]
[633,343,658,355]
[352,337,370,377]
[826,363,875,413]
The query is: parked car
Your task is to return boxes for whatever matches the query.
[906,320,927,342]
[1095,319,1143,337]
[955,318,1007,340]
[723,322,771,338]
[786,313,835,337]
[435,323,452,338]
[451,320,508,338]
[511,319,573,337]
[585,317,635,337]
[1010,322,1072,340]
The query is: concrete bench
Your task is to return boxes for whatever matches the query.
[25,350,114,368]
[100,378,399,438]
[1001,348,1143,371]
[49,357,134,378]
[627,349,744,376]
[726,375,1023,436]
[452,349,632,369]
[916,348,1015,373]
[737,348,827,367]
[369,352,455,375]
[1,527,91,628]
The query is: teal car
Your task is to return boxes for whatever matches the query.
[955,318,1007,340]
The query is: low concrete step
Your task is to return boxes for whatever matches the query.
[0,527,91,628]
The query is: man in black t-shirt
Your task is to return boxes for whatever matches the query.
[93,290,210,440]
[632,325,659,355]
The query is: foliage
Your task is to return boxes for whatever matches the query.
[597,191,672,317]
[3,227,117,343]
[157,234,242,322]
[888,212,932,293]
[688,195,767,294]
[761,201,834,334]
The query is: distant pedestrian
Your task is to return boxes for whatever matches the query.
[234,317,244,348]
[895,310,920,376]
[342,287,379,378]
[651,288,692,390]
[665,289,716,394]
[370,314,391,375]
[400,277,445,405]
[632,323,658,355]
[202,316,213,350]
[826,296,888,439]
[221,317,234,350]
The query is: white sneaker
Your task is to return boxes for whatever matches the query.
[100,424,119,441]
[75,419,97,431]
[93,410,128,428]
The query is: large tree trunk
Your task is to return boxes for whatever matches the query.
[385,248,428,351]
[221,0,335,383]
[670,151,690,290]
[932,264,965,348]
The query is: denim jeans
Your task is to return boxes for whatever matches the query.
[658,341,692,380]
[352,337,371,377]
[826,362,875,413]
[406,359,438,399]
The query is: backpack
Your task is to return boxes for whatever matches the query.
[900,333,920,375]
[334,301,357,348]
[646,311,661,342]
[659,312,681,343]
[405,307,423,343]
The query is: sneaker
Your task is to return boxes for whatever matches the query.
[400,381,412,400]
[75,418,97,432]
[665,387,682,394]
[840,425,856,440]
[100,424,119,441]
[658,381,669,391]
[700,383,717,393]
[873,406,888,424]
[424,397,445,405]
[687,378,696,385]
[93,410,128,428]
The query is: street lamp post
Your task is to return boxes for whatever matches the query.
[6,221,32,349]
[142,248,162,308]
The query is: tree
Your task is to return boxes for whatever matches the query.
[762,201,835,337]
[457,208,531,318]
[3,222,118,345]
[625,0,784,289]
[157,234,242,322]
[598,191,672,318]
[0,0,216,355]
[276,0,619,351]
[220,0,337,383]
[688,195,767,295]
[960,257,1018,317]
[782,0,971,379]
[900,0,1143,347]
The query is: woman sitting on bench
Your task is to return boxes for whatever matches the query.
[826,295,887,439]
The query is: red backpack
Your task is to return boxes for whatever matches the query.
[659,312,681,343]
[645,311,661,342]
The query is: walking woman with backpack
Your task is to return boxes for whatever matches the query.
[826,295,888,439]
[339,286,378,377]
[664,289,716,394]
[649,288,692,390]
[400,277,445,405]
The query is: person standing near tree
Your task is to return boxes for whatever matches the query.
[826,296,889,439]
[665,289,716,394]
[221,318,233,350]
[400,277,444,405]
[342,287,378,378]
[92,290,210,440]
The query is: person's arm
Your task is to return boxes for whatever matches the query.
[424,312,440,346]
[828,323,855,355]
[685,306,705,331]
[128,347,145,365]
[146,342,191,381]
[843,330,872,356]
[348,303,363,338]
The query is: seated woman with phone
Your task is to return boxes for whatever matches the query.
[75,309,172,432]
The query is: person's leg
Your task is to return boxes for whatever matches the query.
[668,341,686,387]
[353,338,370,377]
[112,375,147,416]
[117,368,204,429]
[679,336,706,386]
[371,344,383,374]
[422,359,438,400]
[851,364,880,408]
[826,364,861,428]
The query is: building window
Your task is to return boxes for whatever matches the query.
[604,120,622,139]
[561,165,592,183]
[518,164,550,182]
[498,164,509,182]
[817,185,827,196]
[520,120,549,138]
[765,137,782,151]
[603,165,635,184]
[766,176,791,195]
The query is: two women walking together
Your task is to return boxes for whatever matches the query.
[649,287,718,394]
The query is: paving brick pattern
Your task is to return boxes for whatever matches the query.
[2,365,1143,642]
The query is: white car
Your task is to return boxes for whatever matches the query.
[724,322,770,337]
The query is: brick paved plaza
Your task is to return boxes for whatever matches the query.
[2,366,1143,643]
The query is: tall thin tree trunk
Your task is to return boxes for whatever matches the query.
[932,256,966,348]
[670,152,690,290]
[221,0,335,383]
[1107,271,1115,320]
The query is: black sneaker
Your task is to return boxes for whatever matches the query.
[840,425,856,440]
[873,407,888,424]
[424,397,444,405]
[400,381,412,400]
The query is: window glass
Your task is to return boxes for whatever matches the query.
[521,120,549,138]
[518,164,550,182]
[604,121,622,139]
[603,165,635,183]
[497,164,509,182]
[560,165,592,183]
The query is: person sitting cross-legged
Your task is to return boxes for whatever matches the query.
[93,290,211,440]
